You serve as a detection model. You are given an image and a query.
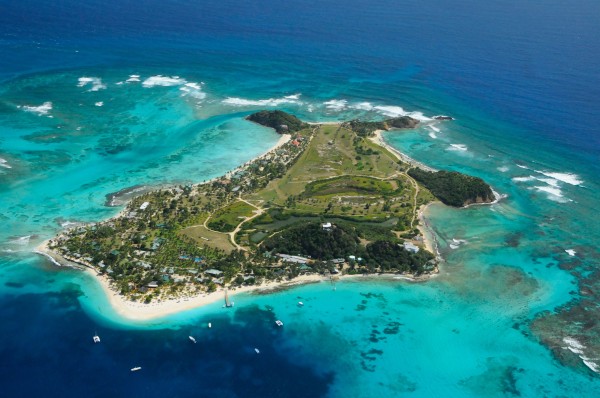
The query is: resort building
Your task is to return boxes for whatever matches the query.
[403,242,420,253]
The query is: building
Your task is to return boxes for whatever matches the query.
[322,222,332,231]
[147,281,159,288]
[403,242,420,253]
[277,253,310,264]
[205,269,223,276]
[139,202,150,210]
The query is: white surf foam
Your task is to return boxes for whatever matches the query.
[428,132,437,139]
[142,75,187,87]
[126,74,141,83]
[352,102,374,111]
[533,185,571,203]
[536,171,583,186]
[582,359,600,373]
[512,176,536,182]
[535,177,559,187]
[94,101,104,107]
[428,125,441,133]
[34,250,63,267]
[323,99,348,111]
[372,105,431,121]
[534,185,563,197]
[563,337,585,354]
[565,249,576,256]
[179,82,206,99]
[77,77,106,91]
[497,166,509,173]
[516,164,529,169]
[223,94,302,107]
[0,158,11,169]
[9,235,31,245]
[447,144,468,151]
[19,101,53,116]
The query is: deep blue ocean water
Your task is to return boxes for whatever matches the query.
[1,1,600,396]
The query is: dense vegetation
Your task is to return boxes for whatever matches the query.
[344,116,420,137]
[246,110,308,133]
[408,168,494,207]
[262,222,361,260]
[364,240,434,274]
[262,222,434,274]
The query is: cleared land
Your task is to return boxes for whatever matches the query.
[248,124,419,224]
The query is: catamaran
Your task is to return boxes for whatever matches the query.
[93,333,100,343]
[275,320,284,327]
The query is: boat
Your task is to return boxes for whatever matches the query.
[131,367,142,372]
[189,336,196,344]
[208,322,212,328]
[275,320,284,327]
[298,301,304,307]
[254,348,260,354]
[224,289,234,308]
[93,333,101,343]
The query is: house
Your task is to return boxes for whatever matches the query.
[205,269,223,276]
[147,281,159,288]
[139,202,150,210]
[331,258,345,265]
[322,222,332,231]
[277,254,310,264]
[403,242,420,253]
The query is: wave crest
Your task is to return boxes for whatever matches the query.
[77,77,106,91]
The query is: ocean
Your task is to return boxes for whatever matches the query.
[1,0,600,396]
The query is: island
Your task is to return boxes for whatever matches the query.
[38,111,495,319]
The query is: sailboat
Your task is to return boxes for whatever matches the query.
[224,289,234,307]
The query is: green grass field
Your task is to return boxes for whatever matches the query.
[206,200,256,232]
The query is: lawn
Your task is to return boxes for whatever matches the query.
[207,200,256,232]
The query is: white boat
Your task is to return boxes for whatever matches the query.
[131,367,142,372]
[254,348,260,354]
[298,301,304,306]
[93,334,101,343]
[189,336,197,344]
[275,320,284,327]
[208,322,212,328]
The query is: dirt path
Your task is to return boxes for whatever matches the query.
[228,197,265,251]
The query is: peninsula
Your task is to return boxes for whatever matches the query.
[39,111,494,318]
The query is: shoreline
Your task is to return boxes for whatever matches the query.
[36,239,435,321]
[35,238,327,321]
[34,125,442,321]
[370,129,437,172]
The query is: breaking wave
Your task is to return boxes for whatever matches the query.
[77,77,106,91]
[222,94,302,107]
[142,75,187,87]
[19,101,53,116]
